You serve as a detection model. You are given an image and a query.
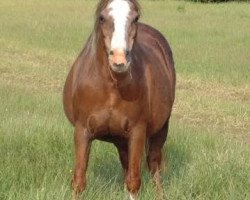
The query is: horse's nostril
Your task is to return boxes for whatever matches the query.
[109,50,114,55]
[126,50,130,56]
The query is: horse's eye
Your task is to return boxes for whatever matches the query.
[99,15,105,23]
[133,16,139,23]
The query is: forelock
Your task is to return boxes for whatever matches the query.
[95,0,140,18]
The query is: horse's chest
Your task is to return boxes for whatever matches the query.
[77,86,141,136]
[86,108,131,136]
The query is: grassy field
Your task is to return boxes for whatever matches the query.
[0,0,249,199]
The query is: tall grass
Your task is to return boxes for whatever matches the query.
[0,0,249,199]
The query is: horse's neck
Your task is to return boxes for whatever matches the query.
[86,33,111,79]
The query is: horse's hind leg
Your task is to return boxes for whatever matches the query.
[147,120,169,198]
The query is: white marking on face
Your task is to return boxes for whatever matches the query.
[108,0,130,51]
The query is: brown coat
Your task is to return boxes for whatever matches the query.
[63,22,175,198]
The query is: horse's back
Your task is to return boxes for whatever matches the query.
[137,23,175,91]
[136,23,176,133]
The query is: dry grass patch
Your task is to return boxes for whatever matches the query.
[173,75,250,143]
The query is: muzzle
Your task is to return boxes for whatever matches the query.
[108,49,131,73]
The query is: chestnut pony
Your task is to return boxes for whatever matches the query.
[63,0,175,199]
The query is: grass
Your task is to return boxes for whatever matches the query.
[0,0,249,199]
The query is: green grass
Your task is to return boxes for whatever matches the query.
[0,0,249,199]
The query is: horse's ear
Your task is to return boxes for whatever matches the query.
[131,0,141,13]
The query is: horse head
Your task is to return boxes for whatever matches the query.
[95,0,140,74]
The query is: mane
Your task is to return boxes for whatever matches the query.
[86,0,141,56]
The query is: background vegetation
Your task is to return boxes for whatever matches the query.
[0,0,249,199]
[184,0,249,3]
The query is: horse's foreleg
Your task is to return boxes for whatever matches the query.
[126,123,146,200]
[72,122,92,198]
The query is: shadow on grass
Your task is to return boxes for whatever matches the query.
[88,141,124,186]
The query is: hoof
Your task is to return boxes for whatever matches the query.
[128,193,137,200]
[71,178,86,199]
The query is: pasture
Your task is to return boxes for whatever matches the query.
[0,0,249,199]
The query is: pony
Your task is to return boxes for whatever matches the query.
[63,0,175,199]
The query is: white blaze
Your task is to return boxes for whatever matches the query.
[108,0,130,50]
